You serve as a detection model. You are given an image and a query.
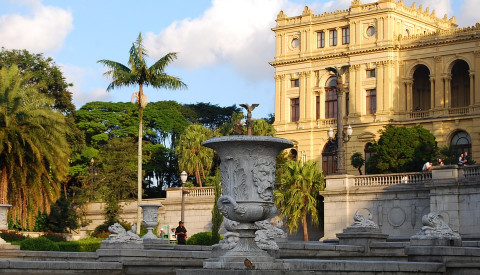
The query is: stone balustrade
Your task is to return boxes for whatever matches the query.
[354,172,431,186]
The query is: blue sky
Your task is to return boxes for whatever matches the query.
[0,0,476,119]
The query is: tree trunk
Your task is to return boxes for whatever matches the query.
[136,84,144,234]
[0,166,8,204]
[195,169,202,187]
[302,214,309,241]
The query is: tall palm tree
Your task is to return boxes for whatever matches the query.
[274,159,325,241]
[176,124,214,187]
[98,33,186,231]
[0,65,71,229]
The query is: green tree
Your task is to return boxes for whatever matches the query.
[274,160,325,241]
[0,65,71,229]
[182,103,240,130]
[210,169,223,244]
[176,124,214,187]
[98,33,186,231]
[251,119,276,136]
[350,152,365,175]
[366,125,437,174]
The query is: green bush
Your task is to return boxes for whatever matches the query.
[56,238,101,252]
[0,230,28,242]
[41,232,66,242]
[186,231,223,246]
[20,237,60,251]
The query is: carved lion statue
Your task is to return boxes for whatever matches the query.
[351,212,379,229]
[105,222,141,243]
[412,212,460,240]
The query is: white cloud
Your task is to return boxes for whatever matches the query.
[0,0,73,55]
[60,63,112,108]
[459,0,479,27]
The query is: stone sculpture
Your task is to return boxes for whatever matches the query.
[411,212,461,242]
[349,212,379,230]
[254,219,287,250]
[104,222,141,243]
[139,204,161,239]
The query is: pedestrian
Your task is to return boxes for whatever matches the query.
[458,153,468,166]
[175,221,187,245]
[437,158,444,166]
[422,161,432,171]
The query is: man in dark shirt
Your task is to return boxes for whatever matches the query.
[175,221,187,245]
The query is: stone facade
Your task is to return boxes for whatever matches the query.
[271,0,480,175]
[321,165,480,240]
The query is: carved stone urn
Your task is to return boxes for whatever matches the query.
[0,204,11,230]
[139,204,161,239]
[203,136,293,269]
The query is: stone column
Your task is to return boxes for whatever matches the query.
[383,61,392,113]
[443,75,452,108]
[469,70,474,106]
[404,79,413,112]
[299,71,307,121]
[355,65,363,115]
[376,62,384,113]
[279,75,286,123]
[475,51,480,105]
[429,75,435,110]
[319,87,326,120]
[434,56,444,109]
[274,75,282,123]
[304,71,313,121]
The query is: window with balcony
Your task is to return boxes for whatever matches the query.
[451,60,470,108]
[366,89,376,114]
[412,65,431,111]
[291,98,300,122]
[329,29,337,46]
[291,78,299,88]
[342,27,350,44]
[317,31,325,48]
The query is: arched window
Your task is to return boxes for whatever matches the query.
[412,65,431,111]
[322,140,337,175]
[451,60,470,107]
[450,131,472,157]
[325,77,337,119]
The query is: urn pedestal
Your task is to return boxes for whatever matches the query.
[139,204,161,240]
[203,136,293,270]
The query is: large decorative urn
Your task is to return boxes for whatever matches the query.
[203,136,293,269]
[0,204,11,230]
[139,204,161,239]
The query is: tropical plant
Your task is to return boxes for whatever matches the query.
[0,65,72,229]
[210,169,223,244]
[251,119,276,136]
[350,152,365,175]
[176,124,214,187]
[97,33,187,231]
[274,160,325,241]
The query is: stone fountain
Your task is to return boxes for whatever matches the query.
[202,136,293,270]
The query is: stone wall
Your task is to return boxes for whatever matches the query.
[321,165,480,240]
[77,187,215,238]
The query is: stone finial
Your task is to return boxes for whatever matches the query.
[411,2,416,9]
[410,213,461,245]
[449,16,457,24]
[277,10,287,20]
[418,4,423,11]
[443,14,448,20]
[351,0,362,7]
[302,6,313,17]
[431,9,436,16]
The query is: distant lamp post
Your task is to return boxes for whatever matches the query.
[180,171,188,222]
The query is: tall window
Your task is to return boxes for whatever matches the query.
[342,27,350,44]
[322,140,337,175]
[450,131,472,157]
[412,65,431,111]
[325,77,337,118]
[329,29,337,46]
[317,31,325,48]
[366,89,376,114]
[366,69,376,78]
[291,78,299,88]
[316,95,320,119]
[291,98,300,122]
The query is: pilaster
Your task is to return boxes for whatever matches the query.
[475,51,480,105]
[434,56,444,109]
[376,62,385,113]
[404,79,413,112]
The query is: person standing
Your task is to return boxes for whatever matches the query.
[175,221,187,245]
[422,161,432,171]
[437,158,444,166]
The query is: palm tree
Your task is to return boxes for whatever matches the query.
[98,33,186,231]
[0,65,71,229]
[274,159,325,241]
[176,124,214,187]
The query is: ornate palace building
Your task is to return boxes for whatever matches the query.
[271,0,480,174]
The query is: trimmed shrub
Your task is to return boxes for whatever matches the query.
[20,237,60,251]
[41,232,66,242]
[0,230,27,242]
[186,231,223,246]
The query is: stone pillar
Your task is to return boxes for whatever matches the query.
[319,88,326,120]
[443,75,452,108]
[429,75,435,110]
[404,79,413,112]
[434,56,444,109]
[376,62,384,113]
[274,75,281,123]
[299,71,307,121]
[469,70,474,106]
[279,75,286,123]
[304,71,313,121]
[383,61,392,113]
[475,51,480,105]
[355,65,362,115]
[0,204,11,230]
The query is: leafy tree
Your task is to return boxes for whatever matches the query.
[251,119,276,136]
[274,160,325,241]
[0,48,75,114]
[98,33,186,231]
[0,65,72,229]
[366,125,437,174]
[182,103,240,129]
[350,152,365,175]
[176,124,214,187]
[215,111,245,136]
[35,195,81,233]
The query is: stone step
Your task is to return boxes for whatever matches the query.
[0,259,122,275]
[0,250,99,262]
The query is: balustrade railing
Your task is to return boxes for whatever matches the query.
[186,187,215,197]
[464,166,480,178]
[354,172,432,186]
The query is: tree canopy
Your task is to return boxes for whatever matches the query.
[366,125,437,174]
